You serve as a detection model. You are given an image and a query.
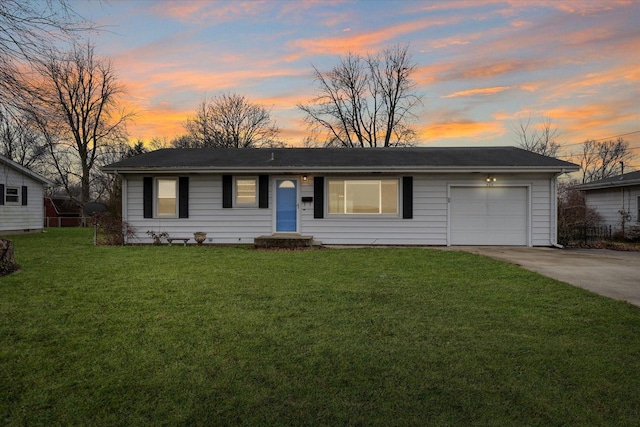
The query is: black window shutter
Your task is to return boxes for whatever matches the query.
[258,175,269,208]
[143,177,153,218]
[402,176,413,219]
[222,175,232,208]
[0,184,4,205]
[178,177,189,218]
[21,186,28,205]
[314,176,324,219]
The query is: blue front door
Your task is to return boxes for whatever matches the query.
[276,179,297,232]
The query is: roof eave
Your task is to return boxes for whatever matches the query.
[0,157,54,186]
[102,165,579,174]
[574,179,640,191]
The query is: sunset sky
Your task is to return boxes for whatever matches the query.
[74,0,640,165]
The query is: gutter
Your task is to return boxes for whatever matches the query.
[574,179,640,191]
[102,166,581,175]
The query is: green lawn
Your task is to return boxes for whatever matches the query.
[1,228,639,426]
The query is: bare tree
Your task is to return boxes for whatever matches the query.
[169,134,198,148]
[575,138,634,183]
[149,136,173,150]
[96,140,148,215]
[512,115,560,157]
[183,93,281,148]
[0,0,90,109]
[0,106,47,170]
[34,43,132,206]
[298,44,422,148]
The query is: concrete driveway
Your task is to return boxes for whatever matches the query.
[452,247,640,307]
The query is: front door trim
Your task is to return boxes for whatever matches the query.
[274,177,299,233]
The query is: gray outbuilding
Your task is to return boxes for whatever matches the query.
[1,154,53,235]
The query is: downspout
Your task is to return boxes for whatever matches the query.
[550,170,564,248]
[115,170,129,244]
[621,187,626,237]
[620,161,625,238]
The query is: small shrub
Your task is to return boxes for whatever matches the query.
[623,225,640,243]
[91,213,135,246]
[146,230,169,245]
[557,180,603,246]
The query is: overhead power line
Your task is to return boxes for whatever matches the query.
[561,130,640,148]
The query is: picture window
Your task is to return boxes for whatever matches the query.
[328,179,398,215]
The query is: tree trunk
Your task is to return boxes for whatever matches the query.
[0,238,20,276]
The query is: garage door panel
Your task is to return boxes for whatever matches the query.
[450,186,528,246]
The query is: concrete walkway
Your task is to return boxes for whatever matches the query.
[451,247,640,307]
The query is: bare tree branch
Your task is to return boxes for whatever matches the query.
[32,42,132,206]
[511,115,560,157]
[0,0,92,109]
[574,138,634,183]
[0,106,48,171]
[182,93,282,148]
[298,44,422,148]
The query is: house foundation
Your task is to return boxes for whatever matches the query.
[254,234,318,249]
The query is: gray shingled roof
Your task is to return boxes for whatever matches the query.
[574,170,640,190]
[102,147,578,173]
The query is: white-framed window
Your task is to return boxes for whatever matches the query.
[156,178,177,217]
[327,179,399,215]
[235,177,258,207]
[5,186,20,204]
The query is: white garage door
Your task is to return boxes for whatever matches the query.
[450,186,528,246]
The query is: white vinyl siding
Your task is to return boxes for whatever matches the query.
[306,174,553,246]
[584,186,640,231]
[0,167,45,234]
[126,175,272,244]
[122,173,557,246]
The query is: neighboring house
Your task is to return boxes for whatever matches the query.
[44,197,83,227]
[0,154,53,235]
[574,170,640,234]
[102,147,579,246]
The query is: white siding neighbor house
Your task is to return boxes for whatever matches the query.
[1,154,53,235]
[102,147,579,246]
[574,170,640,235]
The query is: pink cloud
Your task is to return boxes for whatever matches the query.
[150,1,269,25]
[286,17,459,60]
[441,86,512,98]
[443,58,549,81]
[538,63,639,104]
[419,119,505,142]
[126,103,191,141]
